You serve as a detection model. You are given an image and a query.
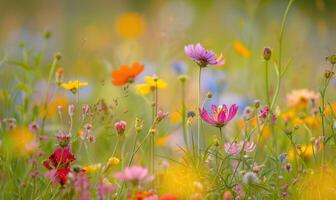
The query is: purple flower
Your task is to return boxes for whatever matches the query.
[114,166,154,184]
[199,104,238,128]
[114,120,127,135]
[184,43,224,67]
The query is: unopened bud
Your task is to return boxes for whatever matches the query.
[326,54,336,65]
[207,92,213,99]
[114,120,127,135]
[54,53,62,60]
[263,47,272,61]
[68,104,75,116]
[324,70,334,79]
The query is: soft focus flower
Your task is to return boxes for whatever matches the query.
[136,76,167,95]
[61,80,88,94]
[286,89,319,108]
[111,62,144,86]
[160,194,179,200]
[223,191,233,200]
[200,104,238,128]
[224,141,256,156]
[74,171,91,200]
[97,178,116,200]
[114,120,127,135]
[108,156,120,166]
[233,41,251,58]
[184,43,224,67]
[171,60,187,75]
[132,191,158,200]
[82,163,102,173]
[55,67,64,85]
[115,12,145,39]
[288,144,315,161]
[114,166,154,184]
[56,131,70,147]
[8,127,36,156]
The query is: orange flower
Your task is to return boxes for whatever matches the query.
[111,62,144,86]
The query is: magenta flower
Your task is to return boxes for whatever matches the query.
[184,43,224,67]
[114,166,154,184]
[199,104,238,128]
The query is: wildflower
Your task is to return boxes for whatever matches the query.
[156,110,169,123]
[87,134,96,143]
[263,47,272,61]
[28,122,40,133]
[132,191,158,200]
[43,146,75,185]
[82,104,90,115]
[160,194,179,200]
[224,141,256,156]
[136,76,167,95]
[114,120,127,135]
[82,163,101,173]
[56,131,70,147]
[233,41,251,58]
[111,62,144,86]
[170,111,181,124]
[74,171,91,200]
[97,179,116,200]
[115,12,145,39]
[61,80,88,94]
[107,157,120,166]
[242,172,260,185]
[114,166,154,184]
[199,104,238,128]
[184,43,224,67]
[286,89,319,108]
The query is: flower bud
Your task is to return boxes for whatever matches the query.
[114,120,127,135]
[87,134,96,143]
[324,70,334,79]
[82,104,90,115]
[43,30,52,39]
[178,75,188,82]
[326,54,336,65]
[56,132,70,147]
[68,104,75,117]
[263,47,272,61]
[54,52,62,60]
[254,100,260,109]
[135,117,144,133]
[223,191,233,200]
[207,92,213,99]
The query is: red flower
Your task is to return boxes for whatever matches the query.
[43,146,75,186]
[160,194,179,200]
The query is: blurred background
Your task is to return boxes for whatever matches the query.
[0,0,336,110]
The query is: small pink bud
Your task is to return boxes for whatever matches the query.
[114,120,127,135]
[68,104,75,116]
[82,104,90,115]
[157,110,168,122]
[56,131,70,147]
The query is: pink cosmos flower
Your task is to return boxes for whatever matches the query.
[224,141,256,156]
[199,104,238,128]
[114,166,154,184]
[184,43,224,67]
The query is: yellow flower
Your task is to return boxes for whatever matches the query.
[233,40,251,58]
[136,76,167,95]
[82,163,101,173]
[40,95,68,118]
[107,157,120,166]
[115,12,145,39]
[61,80,88,94]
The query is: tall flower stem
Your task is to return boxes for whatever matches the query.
[264,61,270,107]
[320,63,335,165]
[180,78,188,149]
[41,56,59,135]
[197,67,202,154]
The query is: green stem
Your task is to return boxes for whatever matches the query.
[197,67,202,154]
[265,61,270,107]
[181,79,188,149]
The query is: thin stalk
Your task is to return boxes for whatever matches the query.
[41,57,59,135]
[181,79,188,148]
[197,67,202,154]
[265,61,270,107]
